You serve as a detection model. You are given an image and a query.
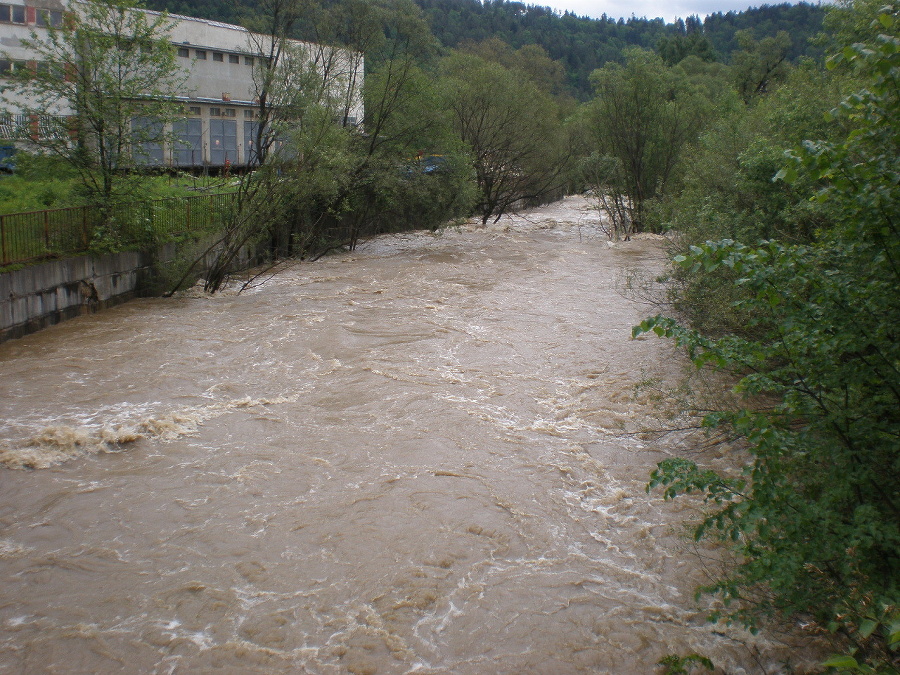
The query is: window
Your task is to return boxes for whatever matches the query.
[0,4,25,23]
[244,109,255,119]
[209,107,221,117]
[36,9,63,27]
[34,61,63,79]
[195,50,206,60]
[188,106,201,116]
[132,117,164,166]
[244,56,254,66]
[0,113,28,139]
[173,118,202,166]
[228,54,239,64]
[223,108,235,117]
[0,60,28,77]
[177,47,189,58]
[37,114,65,141]
[213,52,223,62]
[209,119,236,166]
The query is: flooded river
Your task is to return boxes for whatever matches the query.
[0,197,816,673]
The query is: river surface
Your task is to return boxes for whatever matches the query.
[0,197,818,673]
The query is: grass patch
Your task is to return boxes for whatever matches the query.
[0,153,238,215]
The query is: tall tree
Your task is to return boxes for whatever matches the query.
[200,0,361,292]
[0,0,187,219]
[441,51,569,224]
[583,48,705,237]
[196,0,473,292]
[731,29,792,103]
[326,0,474,245]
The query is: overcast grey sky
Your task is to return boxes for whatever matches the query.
[542,0,771,24]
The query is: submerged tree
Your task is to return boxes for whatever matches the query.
[192,0,474,294]
[441,52,569,224]
[583,48,705,237]
[315,0,474,248]
[197,37,356,293]
[0,0,187,219]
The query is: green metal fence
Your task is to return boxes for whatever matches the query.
[0,192,234,267]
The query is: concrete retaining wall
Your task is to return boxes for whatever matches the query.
[0,235,259,343]
[0,250,153,342]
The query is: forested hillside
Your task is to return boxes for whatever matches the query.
[417,0,824,93]
[143,0,825,97]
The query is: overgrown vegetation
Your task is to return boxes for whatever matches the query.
[578,47,708,238]
[0,154,236,214]
[190,0,476,293]
[633,2,900,671]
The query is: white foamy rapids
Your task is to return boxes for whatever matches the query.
[0,395,299,469]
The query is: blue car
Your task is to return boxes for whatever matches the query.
[0,145,17,172]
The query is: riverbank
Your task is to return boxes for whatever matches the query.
[0,196,825,673]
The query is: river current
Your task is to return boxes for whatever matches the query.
[0,197,819,673]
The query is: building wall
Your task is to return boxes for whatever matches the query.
[0,1,364,168]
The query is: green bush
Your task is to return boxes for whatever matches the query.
[636,8,900,671]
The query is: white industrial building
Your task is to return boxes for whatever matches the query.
[0,1,364,168]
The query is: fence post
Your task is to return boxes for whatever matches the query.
[1,214,6,265]
[82,207,89,249]
[44,209,50,253]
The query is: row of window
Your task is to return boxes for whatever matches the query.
[0,114,261,164]
[0,112,66,141]
[177,47,257,66]
[185,105,256,119]
[133,117,268,166]
[0,59,63,78]
[0,4,63,27]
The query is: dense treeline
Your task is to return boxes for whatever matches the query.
[417,0,825,95]
[627,1,900,670]
[143,0,825,97]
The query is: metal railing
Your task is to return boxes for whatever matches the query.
[0,192,234,267]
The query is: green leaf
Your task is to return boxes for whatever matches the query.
[774,166,797,184]
[858,619,878,638]
[822,655,859,668]
[888,621,900,648]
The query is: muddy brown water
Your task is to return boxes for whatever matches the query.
[0,197,818,673]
